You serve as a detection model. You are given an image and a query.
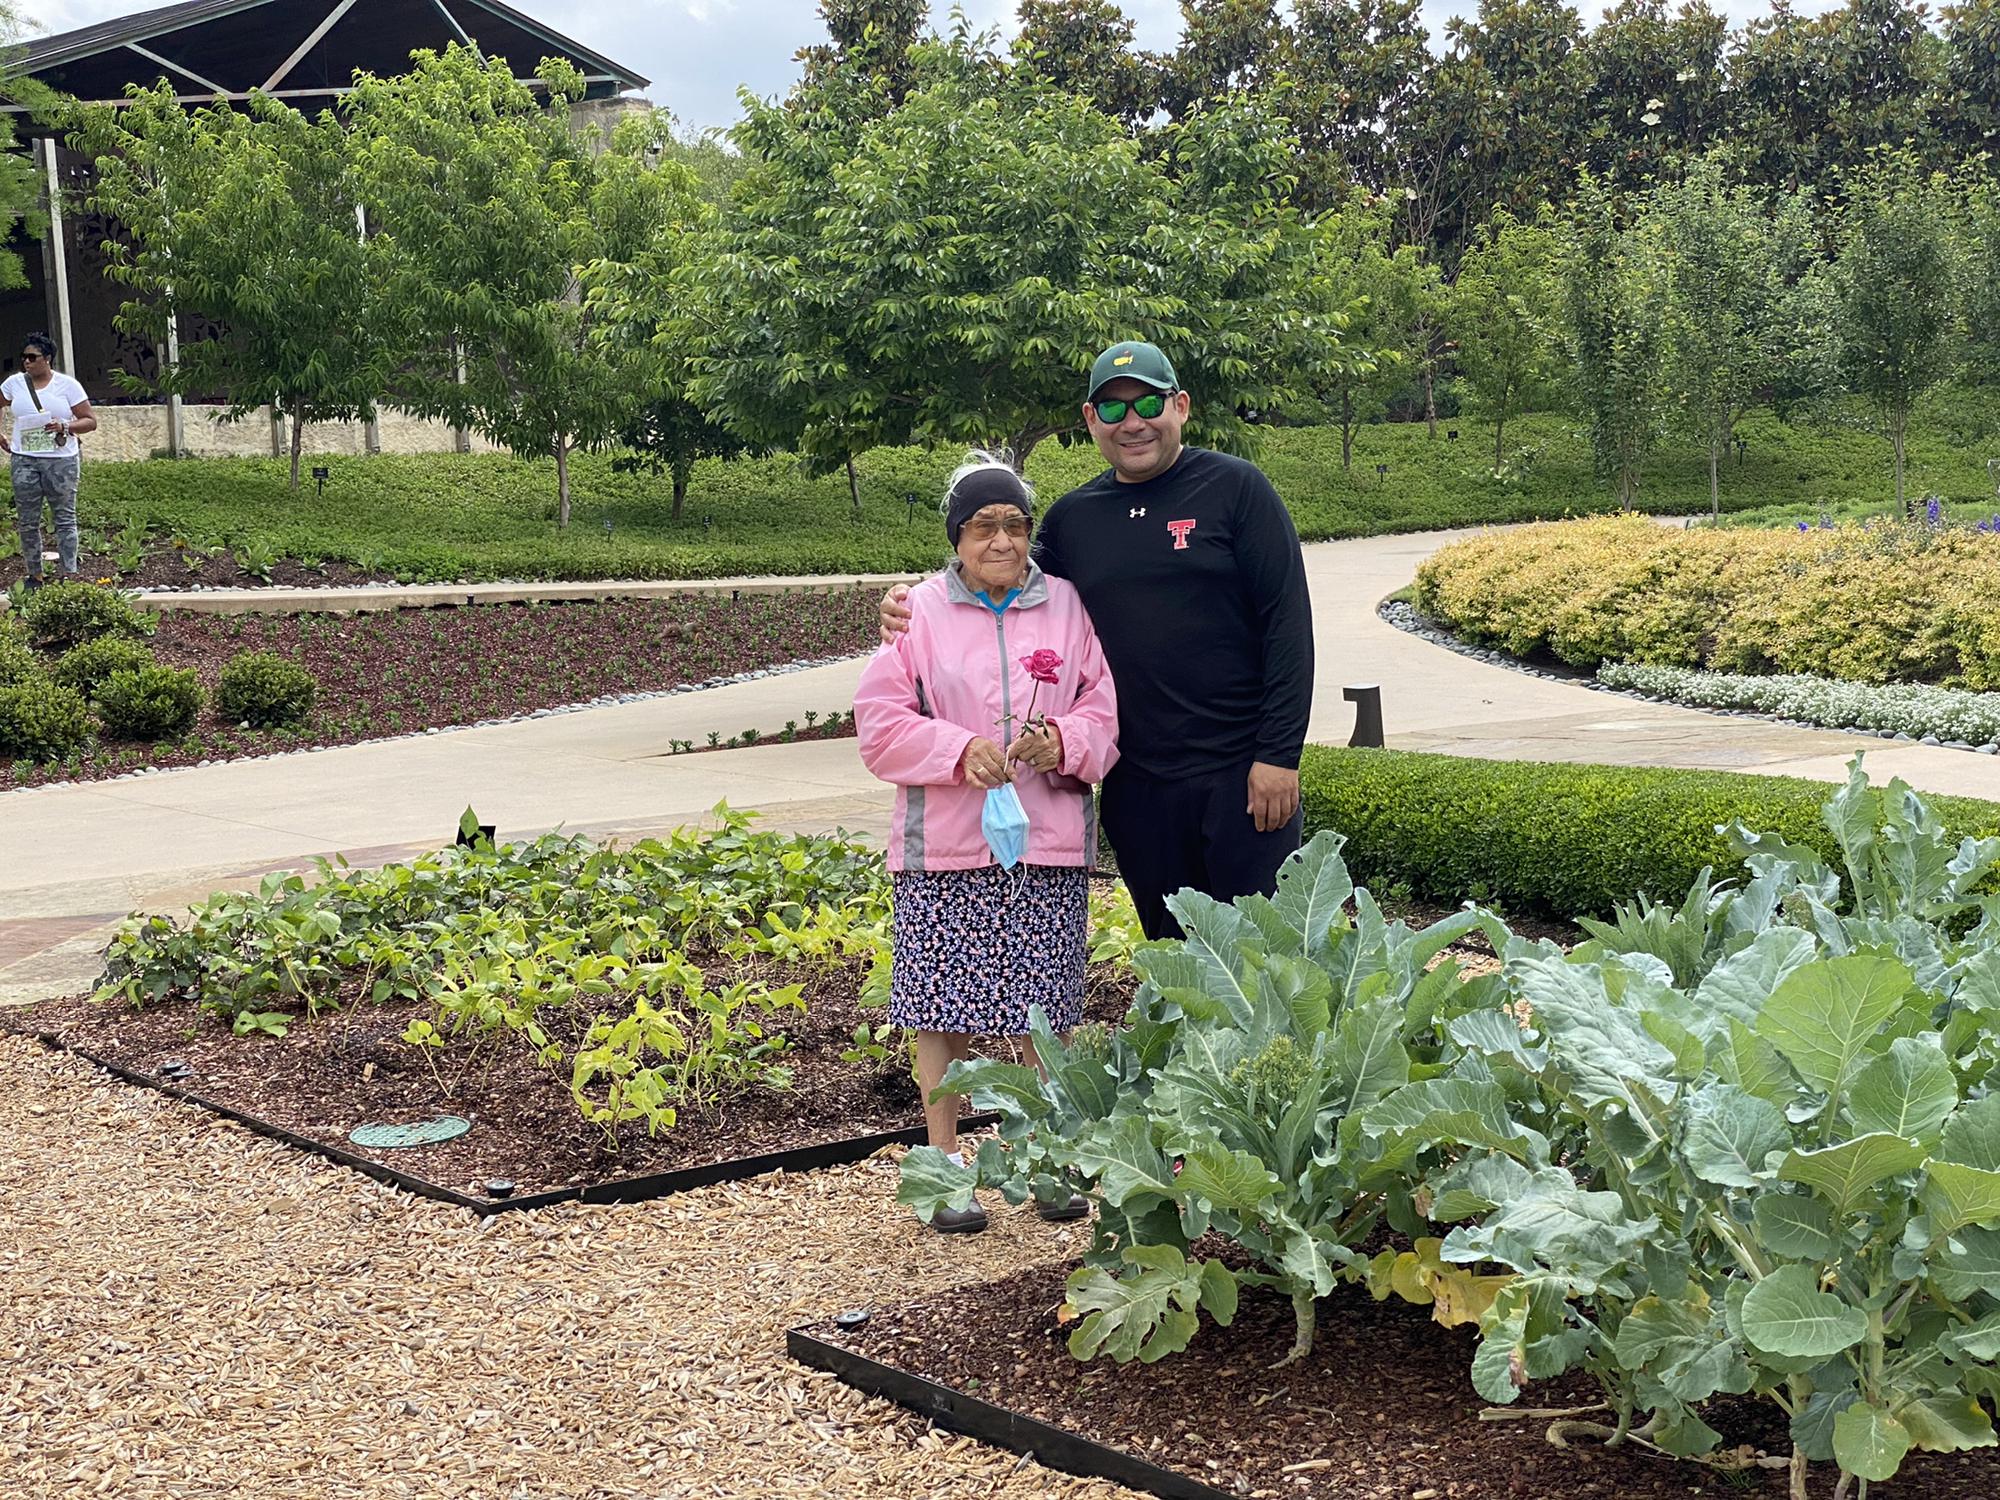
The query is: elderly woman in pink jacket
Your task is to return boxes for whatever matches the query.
[854,452,1120,1234]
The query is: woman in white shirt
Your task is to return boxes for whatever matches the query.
[4,333,96,590]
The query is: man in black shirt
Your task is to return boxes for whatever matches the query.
[880,340,1314,939]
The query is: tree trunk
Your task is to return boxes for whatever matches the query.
[671,458,690,522]
[1341,389,1355,472]
[1007,432,1043,471]
[1892,419,1907,514]
[1494,414,1506,469]
[846,455,861,516]
[555,434,572,529]
[289,410,304,492]
[1422,324,1438,439]
[1709,439,1720,519]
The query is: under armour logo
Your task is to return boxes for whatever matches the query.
[1129,507,1146,518]
[1166,518,1197,550]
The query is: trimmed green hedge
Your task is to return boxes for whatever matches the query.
[1299,746,2000,920]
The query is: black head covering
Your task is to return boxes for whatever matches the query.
[945,465,1033,546]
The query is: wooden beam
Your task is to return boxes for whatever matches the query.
[0,77,618,111]
[35,139,74,375]
[124,42,229,96]
[260,0,362,92]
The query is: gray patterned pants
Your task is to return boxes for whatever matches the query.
[12,453,80,579]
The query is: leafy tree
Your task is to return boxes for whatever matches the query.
[1284,0,1431,211]
[1646,155,1824,515]
[1159,0,1286,120]
[344,47,693,527]
[1551,174,1665,507]
[683,39,1362,495]
[1450,208,1560,467]
[796,0,929,103]
[1830,150,1965,510]
[1011,0,1156,125]
[1939,0,2000,157]
[1442,0,1588,227]
[0,4,46,293]
[1571,0,1731,190]
[1957,171,2000,383]
[75,87,392,489]
[1309,197,1418,469]
[1731,0,1942,195]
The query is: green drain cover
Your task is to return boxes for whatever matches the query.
[348,1115,471,1149]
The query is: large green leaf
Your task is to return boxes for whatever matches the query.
[1509,954,1677,1109]
[1740,1264,1867,1360]
[1692,926,1817,1031]
[1680,1083,1788,1189]
[1163,889,1259,1023]
[1443,1168,1654,1291]
[1329,994,1411,1114]
[1897,1394,1998,1454]
[1942,1093,2000,1170]
[1354,1077,1540,1173]
[1068,1114,1180,1208]
[1937,1226,2000,1299]
[1944,1311,2000,1362]
[1779,1133,1929,1215]
[935,1058,1052,1125]
[1708,1018,1794,1106]
[1611,1290,1752,1403]
[1832,1401,1913,1483]
[1430,1152,1537,1222]
[1175,1141,1281,1217]
[895,1144,978,1222]
[1755,955,1916,1097]
[1846,1037,1957,1141]
[1751,1193,1839,1261]
[1923,1161,2000,1238]
[1268,830,1353,956]
[1063,1244,1237,1364]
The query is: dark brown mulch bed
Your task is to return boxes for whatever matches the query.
[16,957,1138,1200]
[4,545,389,593]
[815,1261,1995,1500]
[1,589,876,789]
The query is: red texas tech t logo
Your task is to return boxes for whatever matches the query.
[1166,519,1197,550]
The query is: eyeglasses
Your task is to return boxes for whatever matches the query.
[19,352,44,364]
[964,516,1031,541]
[1091,390,1173,424]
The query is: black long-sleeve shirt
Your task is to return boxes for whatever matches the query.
[1035,447,1314,778]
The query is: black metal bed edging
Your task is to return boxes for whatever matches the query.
[21,1025,994,1216]
[786,1325,1235,1500]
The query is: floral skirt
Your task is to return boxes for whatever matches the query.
[889,864,1089,1035]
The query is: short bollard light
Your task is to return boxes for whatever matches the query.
[1345,683,1385,748]
[1375,463,1389,482]
[833,1309,870,1330]
[1447,429,1459,441]
[483,1179,517,1200]
[904,490,922,525]
[603,518,613,542]
[311,464,330,500]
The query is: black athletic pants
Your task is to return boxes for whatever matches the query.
[1098,761,1304,942]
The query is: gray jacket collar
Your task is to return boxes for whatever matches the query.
[944,559,1050,610]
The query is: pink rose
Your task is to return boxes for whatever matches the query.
[1020,649,1063,685]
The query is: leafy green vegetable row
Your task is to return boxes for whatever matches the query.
[903,760,2000,1496]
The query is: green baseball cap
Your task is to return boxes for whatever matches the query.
[1087,341,1179,400]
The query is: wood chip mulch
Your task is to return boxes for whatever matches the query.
[0,1034,1139,1500]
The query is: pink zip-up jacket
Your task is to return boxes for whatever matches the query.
[854,561,1119,872]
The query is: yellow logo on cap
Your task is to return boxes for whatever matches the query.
[1113,354,1134,366]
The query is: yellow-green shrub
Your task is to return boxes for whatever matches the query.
[1413,516,2000,686]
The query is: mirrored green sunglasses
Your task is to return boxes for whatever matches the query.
[1091,391,1172,424]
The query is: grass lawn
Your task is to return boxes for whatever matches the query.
[54,398,2000,583]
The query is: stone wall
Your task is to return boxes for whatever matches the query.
[88,404,504,463]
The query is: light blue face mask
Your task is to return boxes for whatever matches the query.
[981,782,1031,871]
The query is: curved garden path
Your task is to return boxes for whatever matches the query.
[5,525,1996,1000]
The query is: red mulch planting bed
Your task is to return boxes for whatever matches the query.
[2,589,877,790]
[814,1261,1996,1500]
[17,958,1137,1199]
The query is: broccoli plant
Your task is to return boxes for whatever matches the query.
[899,833,1532,1365]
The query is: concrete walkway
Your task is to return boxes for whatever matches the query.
[6,525,1998,1001]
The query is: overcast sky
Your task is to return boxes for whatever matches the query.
[37,0,1850,134]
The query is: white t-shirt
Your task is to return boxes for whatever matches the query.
[3,371,89,459]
